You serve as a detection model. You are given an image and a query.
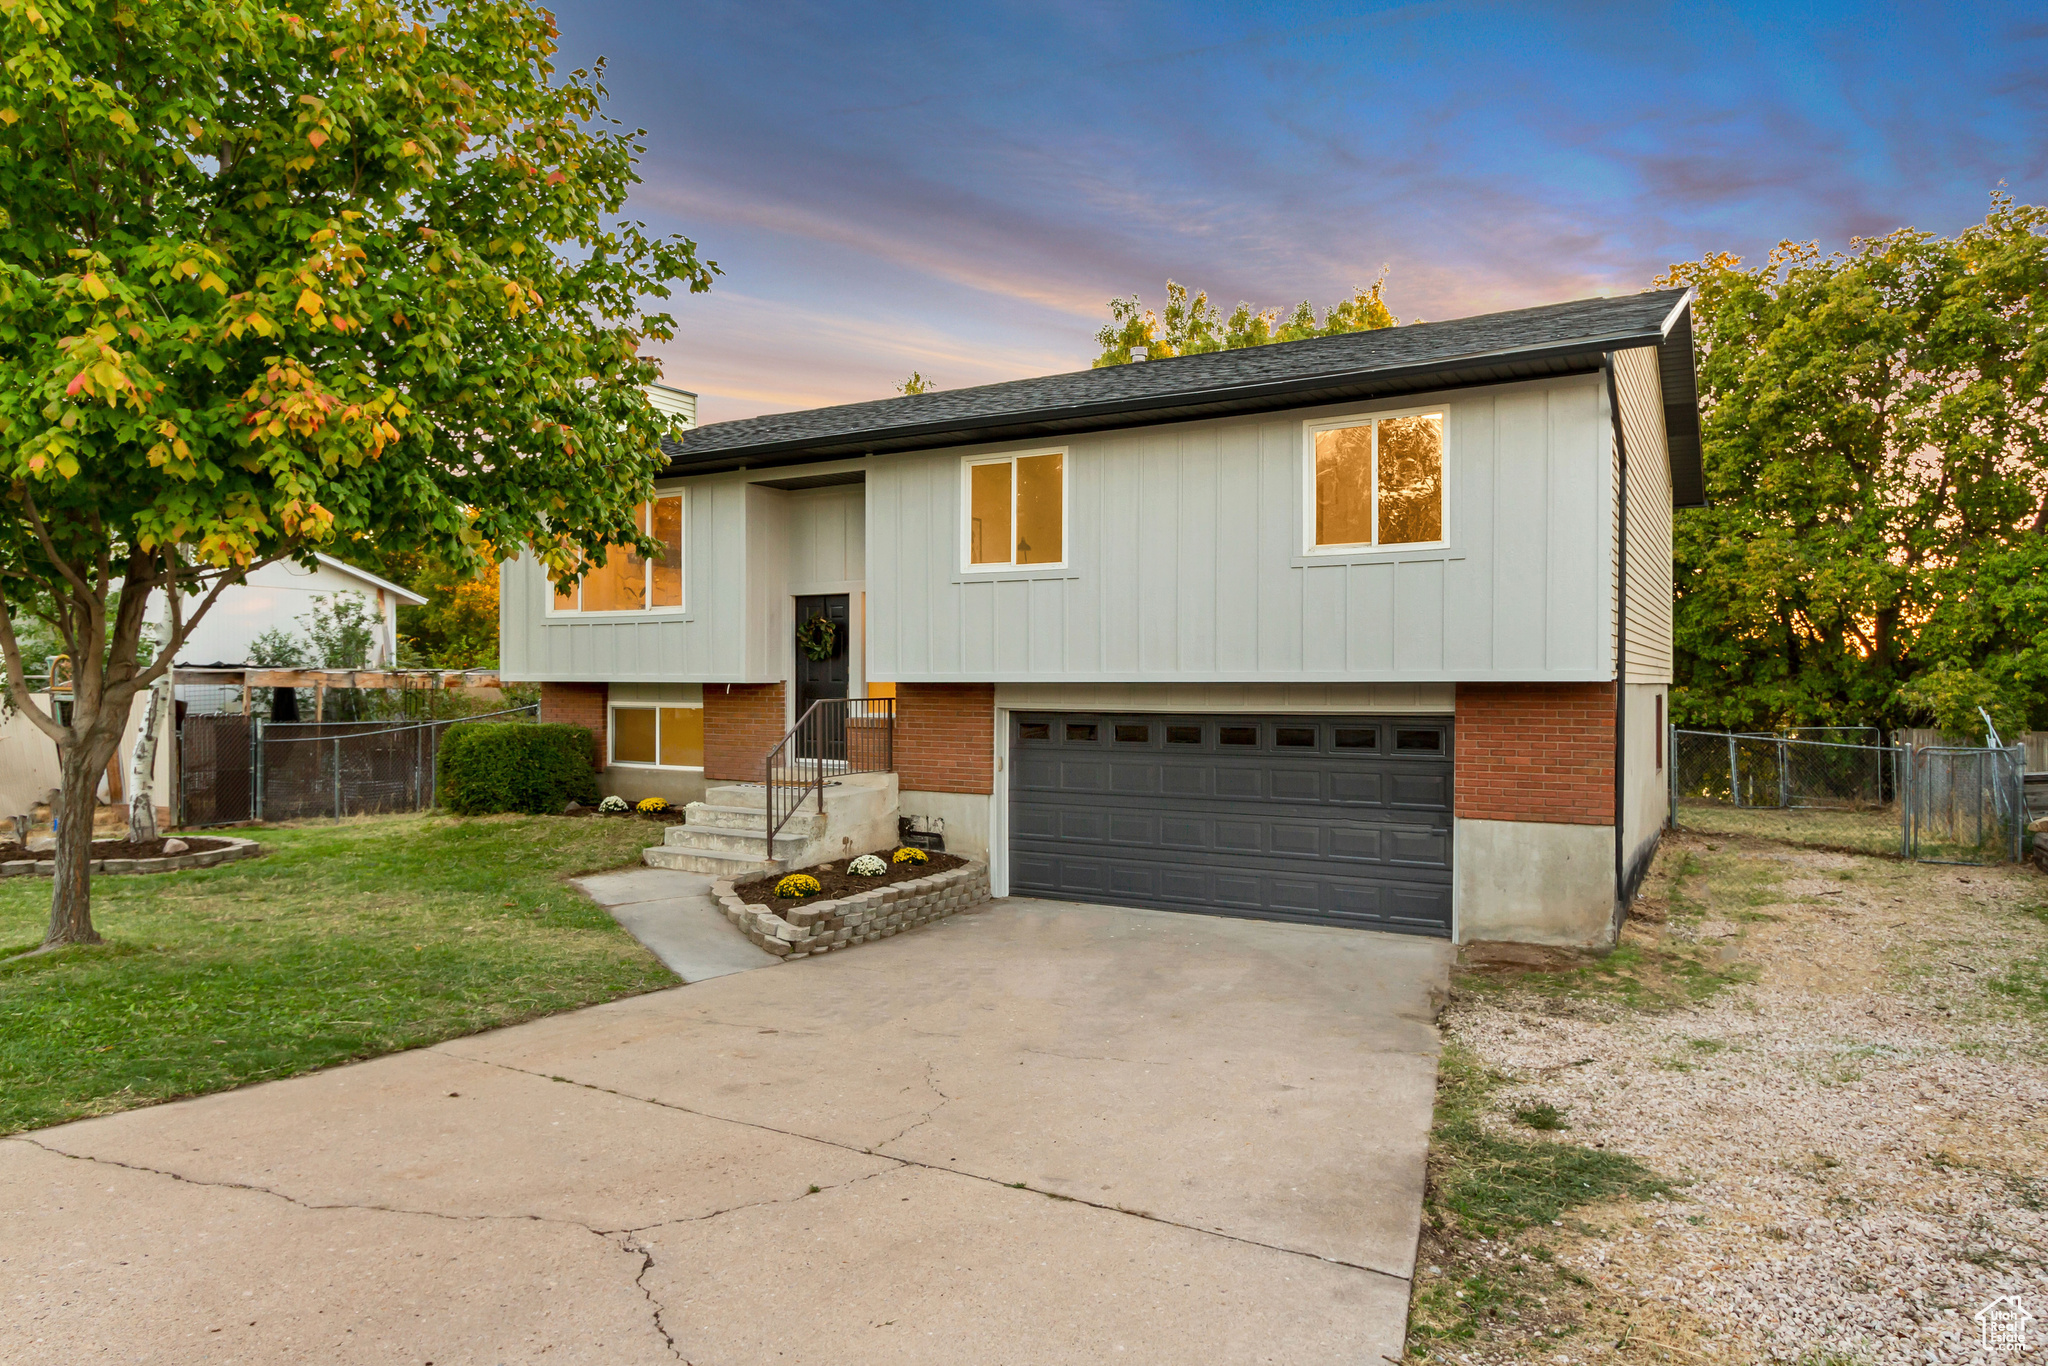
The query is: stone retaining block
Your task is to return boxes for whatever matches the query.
[0,837,264,878]
[710,859,991,961]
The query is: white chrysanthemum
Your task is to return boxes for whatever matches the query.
[848,854,888,877]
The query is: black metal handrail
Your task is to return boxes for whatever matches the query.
[764,697,896,857]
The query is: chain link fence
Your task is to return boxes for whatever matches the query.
[178,706,537,826]
[1671,728,2031,865]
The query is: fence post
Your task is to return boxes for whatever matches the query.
[1898,744,1912,859]
[1778,736,1791,809]
[333,736,343,821]
[1727,733,1740,808]
[1667,724,1679,829]
[253,717,264,823]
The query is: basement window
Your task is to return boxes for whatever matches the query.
[964,451,1066,570]
[551,493,686,614]
[609,704,704,769]
[1304,411,1446,553]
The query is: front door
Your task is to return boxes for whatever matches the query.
[793,594,850,760]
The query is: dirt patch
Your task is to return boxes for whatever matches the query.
[556,807,690,826]
[734,851,968,913]
[0,836,237,862]
[1409,830,2048,1365]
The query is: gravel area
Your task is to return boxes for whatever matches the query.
[1429,831,2048,1365]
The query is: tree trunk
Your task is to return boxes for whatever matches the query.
[128,679,166,842]
[42,725,125,948]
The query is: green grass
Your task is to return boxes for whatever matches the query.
[0,813,676,1134]
[1427,1044,1671,1238]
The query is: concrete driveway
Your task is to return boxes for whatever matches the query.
[3,895,1450,1365]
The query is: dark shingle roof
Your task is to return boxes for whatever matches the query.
[667,288,1703,506]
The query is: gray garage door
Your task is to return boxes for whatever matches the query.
[1008,713,1453,936]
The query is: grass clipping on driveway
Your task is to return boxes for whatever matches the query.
[0,813,675,1135]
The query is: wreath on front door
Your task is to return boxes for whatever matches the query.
[796,615,839,662]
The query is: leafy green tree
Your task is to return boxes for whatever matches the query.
[1092,273,1398,366]
[1661,197,2048,740]
[0,0,715,950]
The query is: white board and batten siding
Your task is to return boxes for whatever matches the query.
[498,475,865,684]
[868,374,1617,685]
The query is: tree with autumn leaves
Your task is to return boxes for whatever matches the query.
[0,0,714,950]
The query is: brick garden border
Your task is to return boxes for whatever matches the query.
[712,858,990,959]
[0,836,264,878]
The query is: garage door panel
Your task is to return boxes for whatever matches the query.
[1214,768,1263,798]
[1107,813,1157,844]
[1270,824,1321,857]
[1010,712,1453,937]
[1387,827,1452,867]
[1110,761,1159,793]
[1269,769,1320,801]
[1389,772,1451,808]
[1326,771,1388,805]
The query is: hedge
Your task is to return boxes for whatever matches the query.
[439,721,601,816]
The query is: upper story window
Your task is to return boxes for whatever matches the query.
[551,492,685,614]
[963,451,1065,570]
[1304,411,1446,553]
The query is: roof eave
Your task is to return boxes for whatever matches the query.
[664,328,1671,475]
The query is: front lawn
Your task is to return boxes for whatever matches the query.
[0,813,675,1134]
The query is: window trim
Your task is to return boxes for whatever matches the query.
[1299,406,1450,557]
[959,448,1070,574]
[606,702,705,771]
[545,489,689,619]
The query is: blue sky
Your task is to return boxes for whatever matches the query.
[548,1,2048,424]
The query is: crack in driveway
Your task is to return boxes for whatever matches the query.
[438,1048,1417,1285]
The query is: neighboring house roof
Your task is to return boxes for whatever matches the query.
[665,288,1705,507]
[311,553,430,606]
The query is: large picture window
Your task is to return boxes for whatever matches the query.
[552,493,685,613]
[609,704,704,769]
[1304,411,1445,552]
[963,451,1065,570]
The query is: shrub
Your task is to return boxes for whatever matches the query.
[775,873,821,899]
[636,797,670,814]
[891,846,929,865]
[848,854,887,877]
[439,722,600,816]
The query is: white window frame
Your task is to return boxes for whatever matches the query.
[959,448,1069,573]
[606,702,705,771]
[545,488,689,618]
[1300,407,1450,556]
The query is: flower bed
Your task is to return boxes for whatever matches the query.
[0,834,263,876]
[732,850,968,914]
[713,855,989,959]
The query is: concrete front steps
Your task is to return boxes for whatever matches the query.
[643,772,900,878]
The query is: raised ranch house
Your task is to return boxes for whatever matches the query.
[500,292,1702,946]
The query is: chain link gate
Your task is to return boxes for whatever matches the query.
[178,705,536,826]
[1671,728,2029,865]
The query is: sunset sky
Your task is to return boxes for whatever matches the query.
[547,1,2048,425]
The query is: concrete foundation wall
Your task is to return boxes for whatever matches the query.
[1456,817,1615,947]
[1621,683,1669,902]
[897,789,991,860]
[598,767,708,809]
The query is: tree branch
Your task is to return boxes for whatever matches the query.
[0,604,67,744]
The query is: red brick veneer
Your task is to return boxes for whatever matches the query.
[1455,682,1615,826]
[539,682,608,770]
[703,682,787,780]
[894,683,995,795]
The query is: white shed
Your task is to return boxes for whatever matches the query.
[156,554,426,667]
